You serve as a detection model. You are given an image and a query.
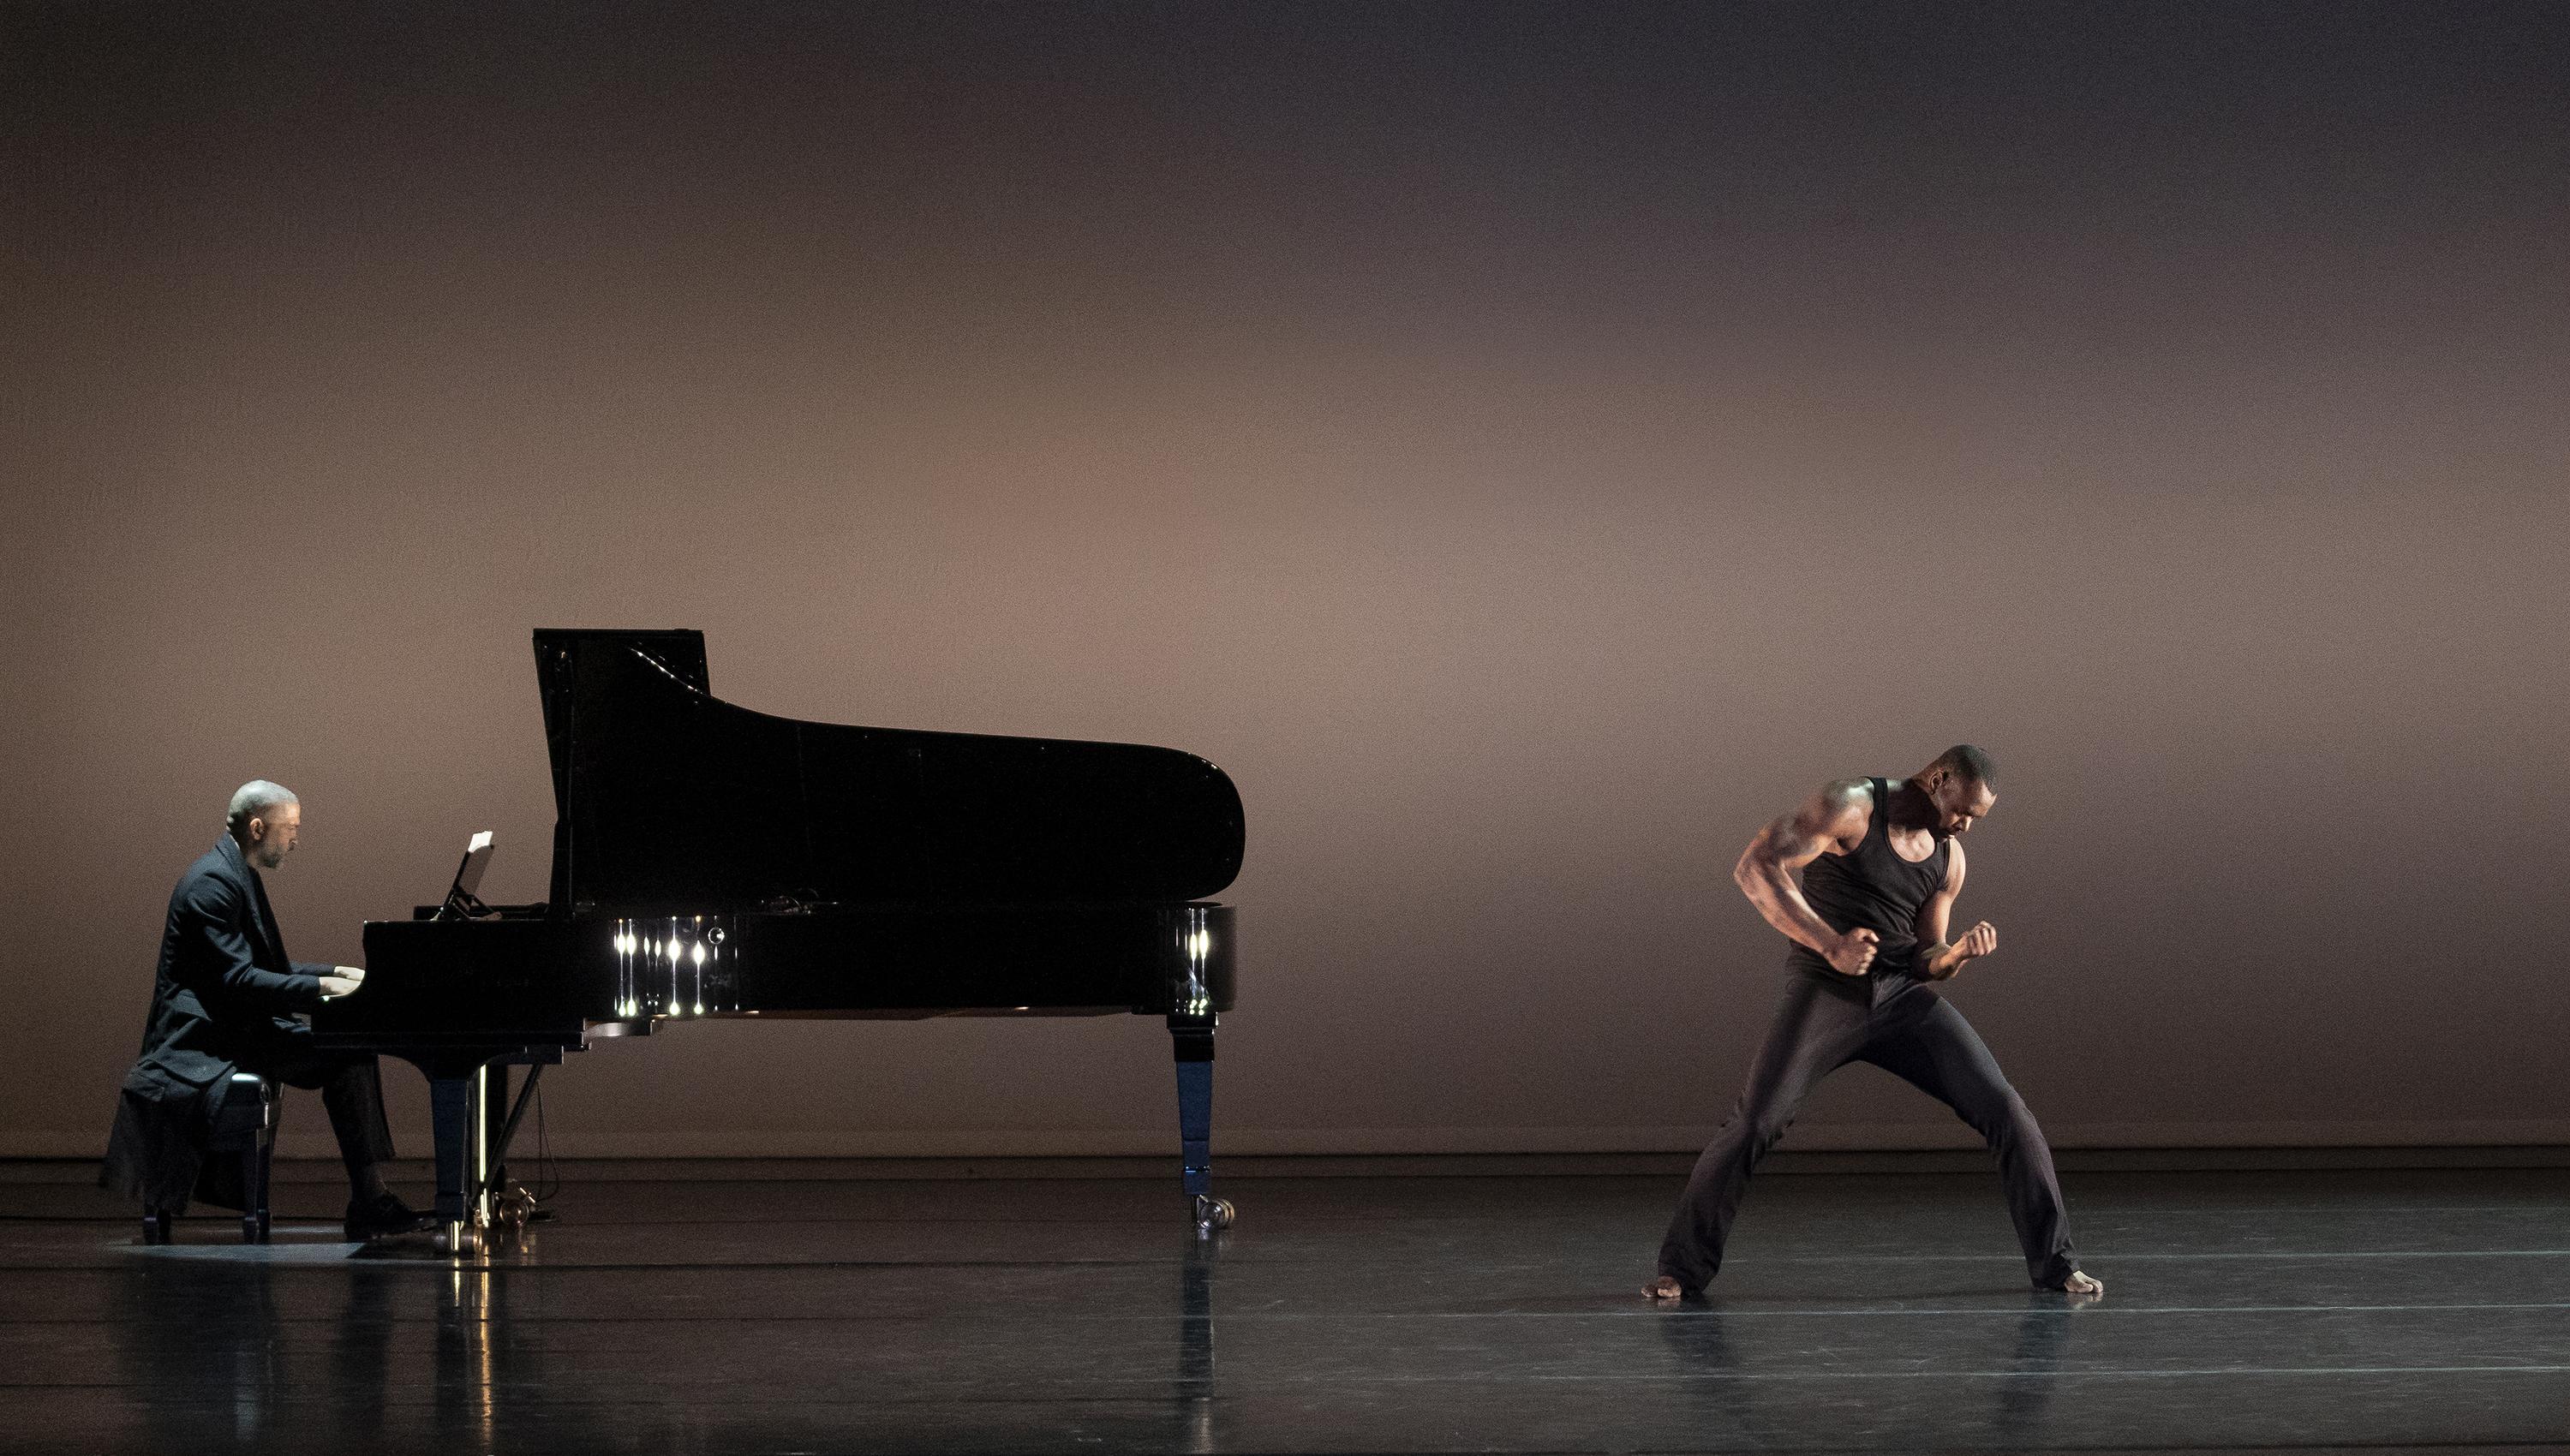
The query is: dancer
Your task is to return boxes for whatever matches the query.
[1647,745,2101,1298]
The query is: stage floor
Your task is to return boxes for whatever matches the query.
[2,1165,2565,1453]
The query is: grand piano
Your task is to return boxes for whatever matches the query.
[314,630,1242,1251]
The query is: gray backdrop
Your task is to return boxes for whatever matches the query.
[8,3,2564,1159]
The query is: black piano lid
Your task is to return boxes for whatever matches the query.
[533,630,1246,913]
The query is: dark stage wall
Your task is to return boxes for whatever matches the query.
[7,4,2565,1157]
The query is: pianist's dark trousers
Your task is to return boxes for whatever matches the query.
[1656,971,2081,1292]
[230,1021,397,1188]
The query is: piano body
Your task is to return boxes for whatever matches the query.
[314,630,1242,1251]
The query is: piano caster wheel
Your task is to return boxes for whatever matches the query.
[1192,1196,1234,1233]
[437,1222,478,1256]
[490,1184,542,1230]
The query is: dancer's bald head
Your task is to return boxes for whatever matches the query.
[1926,744,1997,790]
[1916,745,1997,838]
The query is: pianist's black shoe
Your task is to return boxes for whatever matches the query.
[344,1191,435,1243]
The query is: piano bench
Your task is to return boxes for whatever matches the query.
[139,1073,280,1245]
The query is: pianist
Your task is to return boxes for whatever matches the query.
[101,781,432,1242]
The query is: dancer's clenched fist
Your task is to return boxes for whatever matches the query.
[1827,927,1880,976]
[1925,921,1998,979]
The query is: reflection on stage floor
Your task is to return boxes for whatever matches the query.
[2,1165,2564,1453]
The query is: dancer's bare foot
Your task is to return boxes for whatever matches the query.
[1642,1275,1687,1300]
[2057,1270,2104,1299]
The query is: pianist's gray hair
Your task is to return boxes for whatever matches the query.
[225,780,299,835]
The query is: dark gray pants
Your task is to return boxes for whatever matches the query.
[232,1023,397,1184]
[1656,971,2080,1292]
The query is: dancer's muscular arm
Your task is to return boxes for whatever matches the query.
[1916,840,1998,980]
[1735,779,1881,976]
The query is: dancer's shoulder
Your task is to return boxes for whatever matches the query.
[1784,778,1875,851]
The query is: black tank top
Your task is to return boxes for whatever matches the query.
[1784,777,1950,982]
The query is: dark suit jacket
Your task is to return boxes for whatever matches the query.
[101,834,329,1207]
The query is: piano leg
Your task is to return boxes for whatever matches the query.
[481,1064,510,1201]
[1169,1014,1233,1233]
[426,1071,478,1253]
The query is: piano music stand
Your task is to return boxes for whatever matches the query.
[437,831,497,921]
